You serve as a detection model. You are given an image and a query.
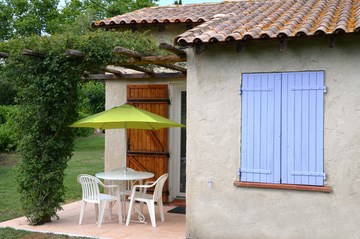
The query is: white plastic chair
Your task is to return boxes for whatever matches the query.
[126,173,168,227]
[77,174,122,228]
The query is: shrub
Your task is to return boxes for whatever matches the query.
[78,81,105,115]
[0,80,16,105]
[0,106,19,152]
[73,112,93,137]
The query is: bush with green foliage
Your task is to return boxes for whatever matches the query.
[0,80,16,105]
[78,81,105,115]
[0,105,19,152]
[0,30,160,225]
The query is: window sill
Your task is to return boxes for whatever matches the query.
[233,181,332,193]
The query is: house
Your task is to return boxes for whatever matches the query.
[92,0,360,238]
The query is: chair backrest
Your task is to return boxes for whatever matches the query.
[152,173,168,201]
[77,174,101,203]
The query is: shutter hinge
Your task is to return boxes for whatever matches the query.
[291,86,327,93]
[291,171,326,179]
[239,86,242,95]
[238,168,241,178]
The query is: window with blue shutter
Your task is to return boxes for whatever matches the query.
[240,71,325,186]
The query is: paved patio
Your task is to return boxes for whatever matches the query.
[0,201,185,239]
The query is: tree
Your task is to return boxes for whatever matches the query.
[81,0,158,20]
[0,0,158,40]
[0,1,13,40]
[0,0,61,40]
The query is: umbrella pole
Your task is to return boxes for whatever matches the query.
[124,127,127,172]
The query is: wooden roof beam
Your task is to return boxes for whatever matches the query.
[103,65,125,75]
[113,46,143,59]
[22,49,45,58]
[65,49,85,59]
[156,63,187,73]
[0,52,9,58]
[83,74,114,80]
[122,65,155,75]
[159,43,186,56]
[114,54,186,66]
[83,72,185,80]
[118,72,185,79]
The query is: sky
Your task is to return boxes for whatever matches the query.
[59,0,221,8]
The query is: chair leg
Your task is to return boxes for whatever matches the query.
[94,204,99,222]
[79,201,87,225]
[98,202,106,228]
[147,201,156,227]
[139,201,145,213]
[116,197,122,224]
[158,200,165,222]
[108,202,112,221]
[126,197,135,226]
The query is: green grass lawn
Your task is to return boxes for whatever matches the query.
[0,134,104,238]
[65,134,105,201]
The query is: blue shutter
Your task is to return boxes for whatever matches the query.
[240,73,281,183]
[281,71,325,186]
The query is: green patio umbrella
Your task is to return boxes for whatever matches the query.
[70,103,184,170]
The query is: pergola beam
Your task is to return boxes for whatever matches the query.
[114,54,186,66]
[159,43,186,56]
[118,72,185,79]
[122,65,155,75]
[156,63,187,73]
[0,52,9,58]
[113,46,143,59]
[103,65,125,75]
[83,74,115,80]
[65,49,85,59]
[83,72,185,80]
[22,49,45,58]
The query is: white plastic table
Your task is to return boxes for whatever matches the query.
[96,170,154,182]
[95,170,154,223]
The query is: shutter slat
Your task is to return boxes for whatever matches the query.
[315,72,325,185]
[294,73,303,185]
[253,74,261,182]
[260,75,268,183]
[273,74,282,183]
[308,73,317,185]
[247,74,255,182]
[301,73,310,185]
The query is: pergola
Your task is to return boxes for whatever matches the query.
[0,42,187,80]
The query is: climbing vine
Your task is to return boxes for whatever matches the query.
[0,30,160,225]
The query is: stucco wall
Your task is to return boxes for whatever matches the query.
[186,36,360,239]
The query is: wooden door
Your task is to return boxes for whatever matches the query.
[127,84,169,201]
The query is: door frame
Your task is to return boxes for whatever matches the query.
[169,83,186,201]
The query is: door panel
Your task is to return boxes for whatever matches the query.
[127,84,169,201]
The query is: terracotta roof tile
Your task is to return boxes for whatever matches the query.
[93,0,360,44]
[176,0,360,44]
